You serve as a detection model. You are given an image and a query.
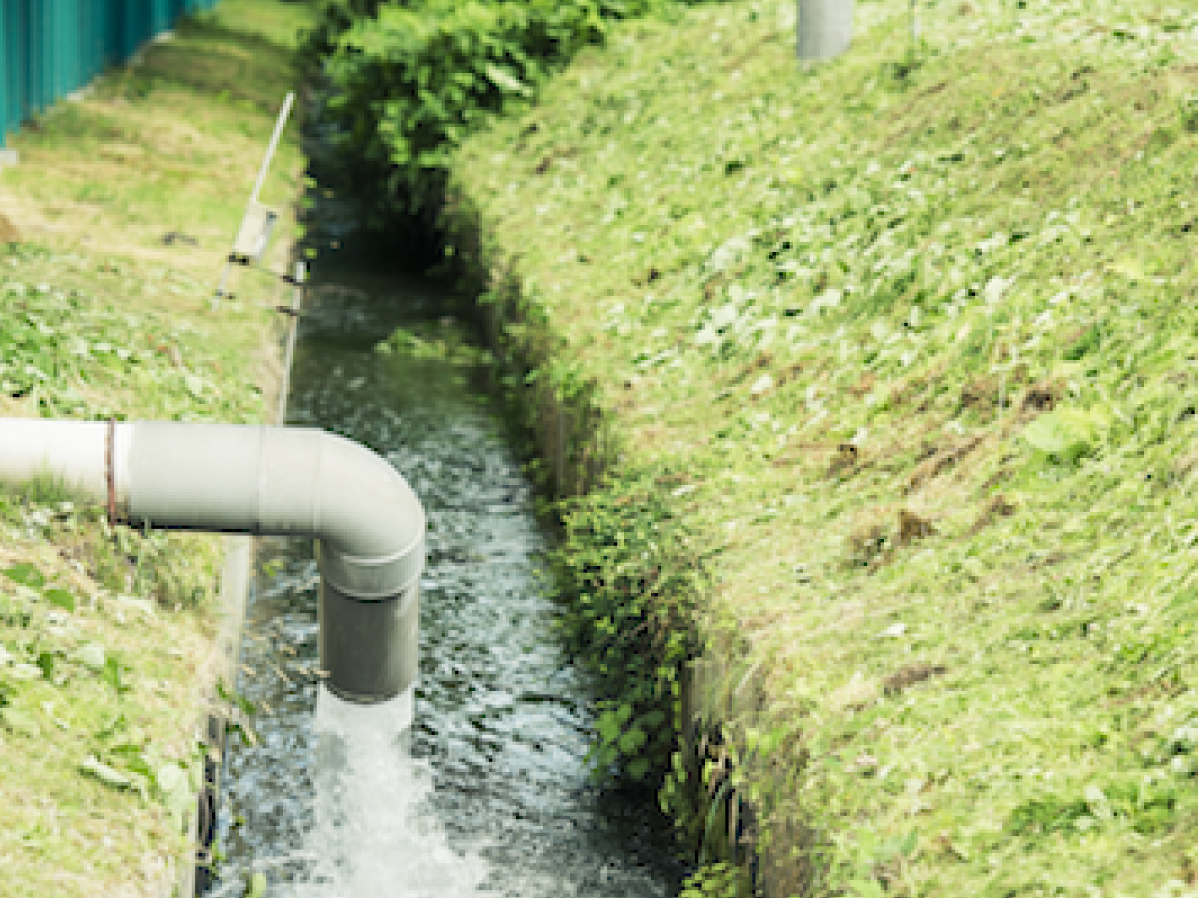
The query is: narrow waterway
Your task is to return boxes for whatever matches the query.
[209,241,681,897]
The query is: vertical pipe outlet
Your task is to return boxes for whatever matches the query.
[0,419,425,704]
[797,0,854,62]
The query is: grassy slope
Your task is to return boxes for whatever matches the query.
[451,0,1198,894]
[0,3,313,896]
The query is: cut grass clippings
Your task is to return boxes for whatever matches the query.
[0,2,314,896]
[447,0,1198,894]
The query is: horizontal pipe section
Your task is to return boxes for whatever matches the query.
[0,419,425,703]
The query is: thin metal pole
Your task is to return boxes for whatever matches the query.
[213,92,295,309]
[276,260,305,425]
[250,91,294,206]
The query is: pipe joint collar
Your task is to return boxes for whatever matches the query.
[316,536,424,600]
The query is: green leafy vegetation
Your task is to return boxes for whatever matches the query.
[374,318,494,365]
[0,244,260,422]
[304,0,723,234]
[444,0,1198,892]
[680,861,746,898]
[551,462,709,786]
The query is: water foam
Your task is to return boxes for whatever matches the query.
[211,685,489,898]
[288,684,489,898]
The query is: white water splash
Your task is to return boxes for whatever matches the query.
[290,685,490,898]
[212,685,490,898]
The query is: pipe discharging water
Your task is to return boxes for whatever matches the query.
[213,253,681,897]
[202,684,489,898]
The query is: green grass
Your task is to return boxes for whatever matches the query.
[0,3,315,895]
[448,0,1198,893]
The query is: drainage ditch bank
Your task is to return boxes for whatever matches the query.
[0,4,312,896]
[437,1,1198,894]
[443,193,768,898]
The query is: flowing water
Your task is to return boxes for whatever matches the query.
[209,246,681,897]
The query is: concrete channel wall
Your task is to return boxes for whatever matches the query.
[172,251,304,898]
[468,265,792,896]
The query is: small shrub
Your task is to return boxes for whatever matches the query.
[309,0,724,233]
[552,462,709,787]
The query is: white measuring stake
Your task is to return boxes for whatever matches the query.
[250,91,295,206]
[213,91,295,308]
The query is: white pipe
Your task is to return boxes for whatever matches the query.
[797,0,854,62]
[0,419,129,507]
[0,419,425,704]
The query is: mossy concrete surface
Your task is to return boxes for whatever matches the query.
[448,1,1198,894]
[0,2,314,895]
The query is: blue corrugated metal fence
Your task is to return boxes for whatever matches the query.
[0,0,220,147]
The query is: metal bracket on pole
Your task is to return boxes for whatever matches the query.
[213,91,295,309]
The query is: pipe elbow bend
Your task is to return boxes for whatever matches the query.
[0,418,425,704]
[302,429,426,600]
[125,423,425,600]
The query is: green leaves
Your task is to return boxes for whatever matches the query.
[1022,407,1107,462]
[680,861,741,898]
[374,322,493,365]
[42,589,75,613]
[4,564,76,612]
[0,257,249,425]
[79,745,197,821]
[102,655,132,696]
[216,679,257,719]
[217,679,259,747]
[554,463,708,787]
[1006,779,1178,837]
[4,563,46,590]
[312,0,688,229]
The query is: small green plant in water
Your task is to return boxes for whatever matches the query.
[680,862,742,898]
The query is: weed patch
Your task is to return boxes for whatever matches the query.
[446,0,1198,892]
[552,462,711,786]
